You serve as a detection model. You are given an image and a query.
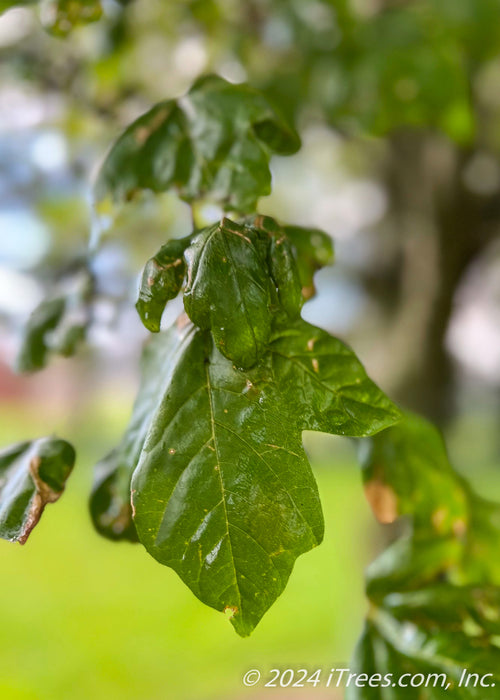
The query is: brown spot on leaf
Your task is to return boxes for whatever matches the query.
[364,479,399,524]
[224,605,238,619]
[133,107,169,145]
[221,219,252,244]
[452,518,467,537]
[18,456,64,545]
[431,507,448,532]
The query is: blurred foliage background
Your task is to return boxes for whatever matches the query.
[0,0,499,697]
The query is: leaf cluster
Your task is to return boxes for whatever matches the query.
[350,414,500,695]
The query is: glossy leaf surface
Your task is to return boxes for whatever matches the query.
[283,225,334,299]
[252,215,334,301]
[131,315,399,635]
[270,318,401,437]
[0,437,75,544]
[136,236,190,332]
[183,219,273,368]
[95,75,300,212]
[132,323,323,636]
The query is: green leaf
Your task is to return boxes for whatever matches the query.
[95,75,301,212]
[282,225,334,299]
[130,313,399,635]
[365,535,463,601]
[42,0,102,37]
[16,297,66,373]
[16,269,91,373]
[348,593,500,699]
[360,414,468,533]
[183,218,273,368]
[0,0,36,13]
[0,437,75,544]
[90,329,178,542]
[136,236,190,333]
[131,321,324,636]
[251,215,334,301]
[352,414,500,694]
[269,318,401,436]
[89,449,139,543]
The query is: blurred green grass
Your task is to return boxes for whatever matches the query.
[0,399,375,700]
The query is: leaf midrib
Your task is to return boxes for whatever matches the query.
[204,360,242,613]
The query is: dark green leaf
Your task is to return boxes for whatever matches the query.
[360,414,468,533]
[251,215,334,301]
[90,329,179,542]
[16,297,66,373]
[269,318,401,436]
[131,321,324,636]
[0,437,75,544]
[131,314,399,635]
[348,598,500,699]
[136,236,190,333]
[183,218,273,368]
[95,75,301,212]
[89,449,139,542]
[268,234,303,318]
[352,414,500,695]
[283,225,334,299]
[16,269,91,373]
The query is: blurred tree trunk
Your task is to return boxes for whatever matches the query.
[372,132,499,425]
